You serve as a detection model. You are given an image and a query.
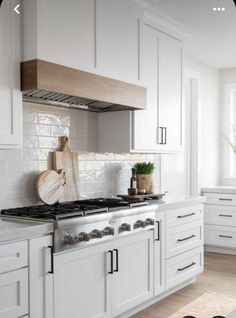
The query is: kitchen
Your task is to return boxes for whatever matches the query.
[0,0,235,317]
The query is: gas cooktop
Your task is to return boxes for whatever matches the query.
[0,198,148,221]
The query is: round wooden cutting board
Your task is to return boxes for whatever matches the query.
[36,170,66,205]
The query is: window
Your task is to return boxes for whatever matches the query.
[224,84,236,178]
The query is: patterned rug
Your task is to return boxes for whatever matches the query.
[168,292,236,318]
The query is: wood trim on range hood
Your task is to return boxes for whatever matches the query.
[21,59,147,112]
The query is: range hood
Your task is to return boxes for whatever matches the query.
[21,59,146,112]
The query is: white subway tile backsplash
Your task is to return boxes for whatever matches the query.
[0,102,158,209]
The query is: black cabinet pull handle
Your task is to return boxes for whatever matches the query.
[163,127,167,144]
[158,127,164,144]
[114,249,119,272]
[219,235,233,239]
[48,246,54,274]
[219,198,232,201]
[108,250,113,274]
[219,214,233,218]
[178,262,196,272]
[155,220,160,241]
[177,213,196,219]
[177,234,196,242]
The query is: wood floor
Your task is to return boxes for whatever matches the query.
[132,252,236,318]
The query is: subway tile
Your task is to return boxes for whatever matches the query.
[23,136,38,148]
[38,137,58,149]
[51,125,70,137]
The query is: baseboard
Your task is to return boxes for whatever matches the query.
[205,245,236,255]
[117,277,196,318]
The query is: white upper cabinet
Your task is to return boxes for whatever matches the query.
[99,24,183,153]
[96,0,142,84]
[0,0,22,148]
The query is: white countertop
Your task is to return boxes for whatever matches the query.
[0,217,54,244]
[157,196,205,211]
[202,186,236,194]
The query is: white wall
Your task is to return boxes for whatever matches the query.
[160,56,220,200]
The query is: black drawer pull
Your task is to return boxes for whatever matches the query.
[177,213,196,219]
[108,250,113,274]
[219,235,233,239]
[177,234,196,242]
[219,198,233,201]
[178,262,196,272]
[219,214,233,218]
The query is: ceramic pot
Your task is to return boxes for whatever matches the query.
[136,174,153,194]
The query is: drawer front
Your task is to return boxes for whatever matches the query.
[205,205,236,226]
[205,225,236,248]
[166,220,203,258]
[204,193,236,206]
[166,247,203,290]
[0,268,28,318]
[166,205,203,228]
[0,241,28,275]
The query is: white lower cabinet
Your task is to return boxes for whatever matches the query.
[154,212,166,296]
[29,235,54,318]
[54,230,154,318]
[0,268,28,318]
[166,247,203,290]
[112,231,153,317]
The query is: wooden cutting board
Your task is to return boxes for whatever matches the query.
[52,136,79,202]
[36,170,66,205]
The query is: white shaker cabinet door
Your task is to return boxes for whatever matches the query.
[159,33,183,152]
[29,235,54,318]
[111,231,154,317]
[0,268,28,318]
[0,0,22,147]
[54,242,112,318]
[132,24,160,151]
[96,0,142,84]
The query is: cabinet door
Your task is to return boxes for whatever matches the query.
[154,212,166,296]
[0,268,28,318]
[29,235,53,318]
[96,0,141,84]
[112,231,154,317]
[159,34,183,152]
[132,24,160,151]
[54,243,112,318]
[0,0,22,147]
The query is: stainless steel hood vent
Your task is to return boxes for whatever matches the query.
[21,59,146,112]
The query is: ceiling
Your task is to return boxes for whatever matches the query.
[145,0,236,69]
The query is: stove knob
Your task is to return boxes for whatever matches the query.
[145,218,154,226]
[119,223,131,233]
[103,226,115,236]
[134,220,146,229]
[79,232,91,242]
[90,229,103,239]
[64,235,75,245]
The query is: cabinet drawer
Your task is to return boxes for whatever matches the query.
[0,268,28,318]
[166,220,203,258]
[205,205,236,226]
[204,193,236,206]
[166,247,203,290]
[0,241,28,274]
[205,225,236,248]
[166,205,203,228]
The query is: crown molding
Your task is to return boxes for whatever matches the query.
[134,0,196,41]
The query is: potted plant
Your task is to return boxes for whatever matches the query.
[133,162,155,194]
